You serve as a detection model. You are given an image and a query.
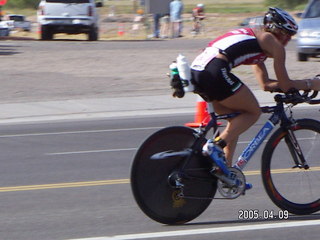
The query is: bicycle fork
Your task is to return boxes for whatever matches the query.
[285,128,309,169]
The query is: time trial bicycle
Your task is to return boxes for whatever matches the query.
[131,90,320,224]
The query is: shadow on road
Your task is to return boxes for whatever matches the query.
[0,45,21,56]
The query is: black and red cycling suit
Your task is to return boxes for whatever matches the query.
[191,28,267,101]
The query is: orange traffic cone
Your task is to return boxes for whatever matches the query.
[118,23,125,36]
[37,23,42,36]
[185,96,211,127]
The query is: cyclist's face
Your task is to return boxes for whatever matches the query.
[275,29,292,46]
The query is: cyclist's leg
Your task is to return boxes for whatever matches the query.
[212,85,261,166]
[224,136,238,166]
[210,101,237,165]
[192,59,261,166]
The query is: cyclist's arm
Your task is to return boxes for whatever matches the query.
[252,62,279,91]
[256,32,320,91]
[257,32,294,92]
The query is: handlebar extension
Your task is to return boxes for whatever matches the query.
[274,90,320,105]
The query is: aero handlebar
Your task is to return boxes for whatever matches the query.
[274,90,320,105]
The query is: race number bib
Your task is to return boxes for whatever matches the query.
[191,47,219,71]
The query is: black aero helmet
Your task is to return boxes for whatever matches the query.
[264,7,298,36]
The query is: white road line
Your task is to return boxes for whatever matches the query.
[45,137,315,156]
[68,220,320,240]
[46,148,137,155]
[0,127,162,138]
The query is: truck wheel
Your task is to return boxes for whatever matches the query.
[88,27,98,41]
[40,26,53,40]
[298,53,308,61]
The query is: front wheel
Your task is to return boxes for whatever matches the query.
[262,119,320,215]
[131,126,217,224]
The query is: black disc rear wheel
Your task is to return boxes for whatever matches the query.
[131,126,217,224]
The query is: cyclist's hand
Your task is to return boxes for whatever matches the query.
[270,88,283,93]
[285,88,299,94]
[269,87,299,94]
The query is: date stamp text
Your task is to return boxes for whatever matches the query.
[238,209,289,220]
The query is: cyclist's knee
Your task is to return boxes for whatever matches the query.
[247,106,261,122]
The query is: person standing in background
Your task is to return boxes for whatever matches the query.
[170,0,183,38]
[153,13,162,38]
[160,13,170,38]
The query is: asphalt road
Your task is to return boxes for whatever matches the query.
[0,108,319,240]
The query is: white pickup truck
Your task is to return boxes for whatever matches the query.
[5,14,32,32]
[37,0,102,41]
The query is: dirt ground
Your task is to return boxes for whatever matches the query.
[0,35,319,105]
[1,12,318,105]
[7,12,267,40]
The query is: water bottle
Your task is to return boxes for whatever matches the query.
[169,62,179,78]
[176,54,194,92]
[169,62,184,98]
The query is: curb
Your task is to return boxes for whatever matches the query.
[0,90,314,124]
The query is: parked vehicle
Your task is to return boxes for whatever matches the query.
[37,0,102,41]
[0,21,10,36]
[239,16,264,28]
[296,0,320,61]
[6,14,31,32]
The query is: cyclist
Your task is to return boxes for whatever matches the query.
[191,7,320,170]
[191,3,205,33]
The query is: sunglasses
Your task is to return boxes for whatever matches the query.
[279,29,295,37]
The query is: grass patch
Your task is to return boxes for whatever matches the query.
[2,7,37,16]
[103,0,266,14]
[2,0,307,17]
[189,6,266,14]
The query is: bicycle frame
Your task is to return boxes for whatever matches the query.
[152,94,310,183]
[205,100,299,172]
